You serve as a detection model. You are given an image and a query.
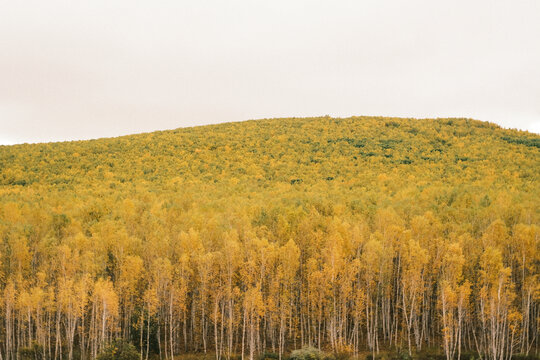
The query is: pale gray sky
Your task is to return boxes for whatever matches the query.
[1,0,539,144]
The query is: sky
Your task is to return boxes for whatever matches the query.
[1,0,539,145]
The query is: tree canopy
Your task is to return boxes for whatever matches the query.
[0,116,538,360]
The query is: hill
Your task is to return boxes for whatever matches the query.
[0,116,538,360]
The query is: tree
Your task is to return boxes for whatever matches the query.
[439,242,470,360]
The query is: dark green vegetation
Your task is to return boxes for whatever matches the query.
[0,117,538,360]
[97,341,139,360]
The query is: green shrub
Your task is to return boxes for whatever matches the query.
[511,355,540,360]
[365,354,383,360]
[259,352,280,360]
[332,352,351,360]
[414,352,448,360]
[416,355,445,360]
[460,352,480,360]
[19,343,45,360]
[96,340,139,360]
[289,346,327,360]
[397,351,412,360]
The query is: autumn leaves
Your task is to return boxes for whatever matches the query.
[0,117,538,360]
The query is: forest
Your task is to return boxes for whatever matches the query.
[0,116,538,360]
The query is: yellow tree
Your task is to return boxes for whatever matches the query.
[4,280,16,360]
[305,257,329,351]
[90,278,119,359]
[476,246,519,360]
[439,242,470,360]
[276,239,299,359]
[361,233,385,355]
[243,286,265,360]
[118,255,144,341]
[401,238,429,355]
[220,230,241,359]
[511,224,539,354]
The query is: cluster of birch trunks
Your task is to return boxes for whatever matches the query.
[0,209,537,360]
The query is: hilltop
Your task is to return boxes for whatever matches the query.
[0,116,538,360]
[1,117,538,232]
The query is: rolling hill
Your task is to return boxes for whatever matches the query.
[0,116,538,360]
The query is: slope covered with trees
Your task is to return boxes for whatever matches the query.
[0,116,538,360]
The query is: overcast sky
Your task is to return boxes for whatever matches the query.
[1,0,539,145]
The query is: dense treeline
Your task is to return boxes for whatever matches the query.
[0,117,538,360]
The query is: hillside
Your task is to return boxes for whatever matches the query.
[0,116,538,360]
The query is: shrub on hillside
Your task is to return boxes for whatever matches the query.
[259,352,279,360]
[289,346,329,360]
[96,341,139,360]
[19,343,45,360]
[511,355,539,360]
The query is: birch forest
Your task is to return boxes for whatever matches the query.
[0,117,538,360]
